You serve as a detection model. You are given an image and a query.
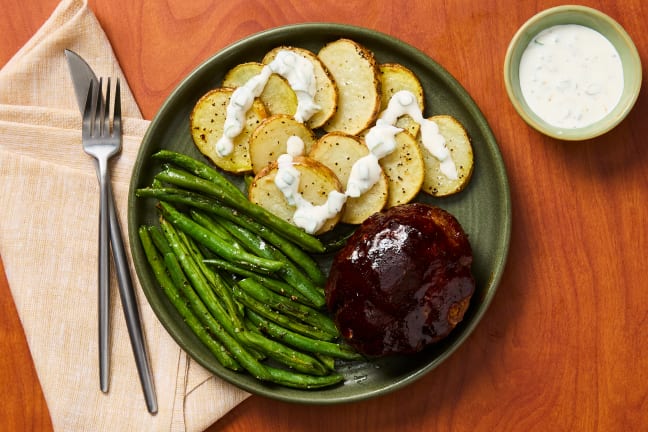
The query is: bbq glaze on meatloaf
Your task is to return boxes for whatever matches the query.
[325,203,474,357]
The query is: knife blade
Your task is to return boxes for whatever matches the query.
[65,49,102,112]
[65,49,158,414]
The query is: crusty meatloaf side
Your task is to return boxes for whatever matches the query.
[325,203,475,357]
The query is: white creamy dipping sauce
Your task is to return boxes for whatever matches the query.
[519,24,624,129]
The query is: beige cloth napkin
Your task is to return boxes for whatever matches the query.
[0,0,250,430]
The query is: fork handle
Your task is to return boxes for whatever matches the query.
[97,160,111,393]
[107,185,158,414]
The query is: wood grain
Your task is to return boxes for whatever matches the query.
[1,0,647,431]
[0,256,53,431]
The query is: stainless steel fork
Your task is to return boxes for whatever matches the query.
[82,78,157,413]
[82,78,119,394]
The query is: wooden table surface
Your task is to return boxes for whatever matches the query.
[2,0,647,430]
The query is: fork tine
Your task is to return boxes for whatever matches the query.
[95,77,104,137]
[113,78,122,138]
[103,77,111,136]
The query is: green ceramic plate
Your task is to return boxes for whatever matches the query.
[128,23,511,404]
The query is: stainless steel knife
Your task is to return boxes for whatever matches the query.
[65,49,158,414]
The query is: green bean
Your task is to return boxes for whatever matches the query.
[153,149,246,199]
[265,366,344,389]
[223,210,326,286]
[240,329,328,376]
[203,258,308,305]
[153,167,325,253]
[147,225,173,256]
[190,212,311,302]
[191,209,314,295]
[159,201,283,273]
[238,278,337,337]
[216,273,248,317]
[159,218,271,380]
[138,226,241,371]
[161,218,233,332]
[232,284,335,341]
[246,310,361,361]
[243,174,254,193]
[320,226,357,253]
[190,210,245,250]
[315,354,336,372]
[138,186,326,283]
[176,229,245,331]
[219,219,326,308]
[162,219,265,360]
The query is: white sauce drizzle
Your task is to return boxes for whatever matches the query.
[519,24,624,129]
[275,151,347,234]
[216,50,321,157]
[274,90,458,234]
[380,91,457,179]
[274,122,403,233]
[268,52,321,123]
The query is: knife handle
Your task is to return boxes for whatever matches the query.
[107,187,158,414]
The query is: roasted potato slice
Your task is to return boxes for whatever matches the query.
[379,63,425,137]
[190,88,267,174]
[249,114,317,174]
[222,62,297,116]
[318,38,381,135]
[262,46,338,129]
[419,115,474,197]
[248,156,344,234]
[378,130,425,208]
[309,132,388,224]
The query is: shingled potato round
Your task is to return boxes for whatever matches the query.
[190,88,267,173]
[379,131,425,208]
[222,62,298,116]
[309,132,388,224]
[318,38,381,135]
[419,115,474,197]
[379,63,424,137]
[248,156,344,234]
[249,114,317,174]
[262,46,338,129]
